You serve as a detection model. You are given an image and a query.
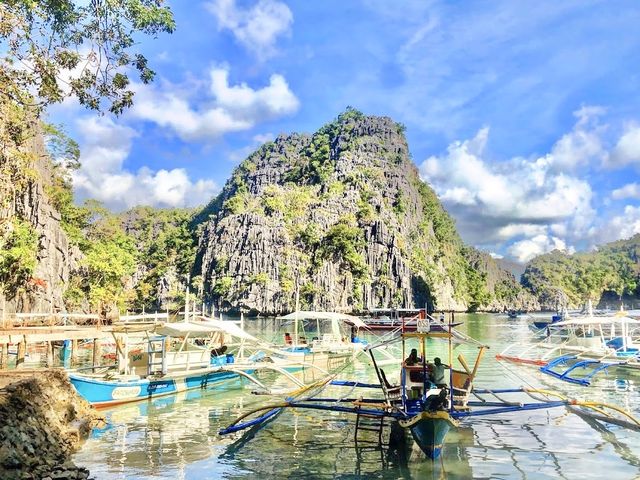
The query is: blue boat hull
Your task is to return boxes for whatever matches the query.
[400,411,458,460]
[69,369,238,407]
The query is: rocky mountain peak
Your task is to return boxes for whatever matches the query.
[195,109,529,315]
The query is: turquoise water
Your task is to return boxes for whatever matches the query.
[73,314,640,479]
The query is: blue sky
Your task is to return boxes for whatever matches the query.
[49,0,640,263]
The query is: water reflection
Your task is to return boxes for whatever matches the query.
[75,314,640,479]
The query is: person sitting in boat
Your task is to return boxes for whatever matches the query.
[405,348,421,366]
[210,345,227,357]
[299,336,307,344]
[284,332,293,345]
[430,357,449,386]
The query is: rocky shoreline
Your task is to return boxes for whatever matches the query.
[0,370,103,480]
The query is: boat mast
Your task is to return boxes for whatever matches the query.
[448,312,453,412]
[239,311,245,359]
[185,273,190,323]
[294,277,300,345]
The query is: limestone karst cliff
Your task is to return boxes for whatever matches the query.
[0,104,536,317]
[196,110,531,315]
[0,100,81,316]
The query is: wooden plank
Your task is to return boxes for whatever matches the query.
[0,328,112,343]
[92,339,101,368]
[46,341,54,367]
[16,339,26,369]
[1,344,8,369]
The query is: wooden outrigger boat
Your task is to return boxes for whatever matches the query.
[273,311,372,371]
[219,318,640,460]
[497,314,640,386]
[69,317,331,407]
[530,311,566,330]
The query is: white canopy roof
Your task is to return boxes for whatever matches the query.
[195,317,260,342]
[551,315,640,328]
[278,311,368,329]
[155,319,259,341]
[155,321,221,338]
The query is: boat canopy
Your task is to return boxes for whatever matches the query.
[365,327,486,351]
[551,315,640,328]
[277,311,368,329]
[155,321,223,338]
[195,316,260,342]
[155,320,259,341]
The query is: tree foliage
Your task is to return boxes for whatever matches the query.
[0,219,39,297]
[121,206,199,311]
[65,201,137,315]
[0,0,175,114]
[522,236,640,307]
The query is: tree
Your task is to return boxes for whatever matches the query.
[0,0,175,114]
[0,219,39,297]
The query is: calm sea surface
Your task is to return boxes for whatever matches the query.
[73,314,640,479]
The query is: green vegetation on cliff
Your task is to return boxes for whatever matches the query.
[62,203,199,315]
[119,206,199,312]
[522,235,640,308]
[0,219,39,298]
[197,109,527,314]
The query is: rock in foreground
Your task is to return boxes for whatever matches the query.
[0,370,103,480]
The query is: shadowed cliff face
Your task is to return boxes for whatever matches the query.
[196,110,531,315]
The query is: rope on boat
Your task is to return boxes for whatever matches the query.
[573,401,640,428]
[222,375,337,429]
[523,388,640,429]
[473,389,522,407]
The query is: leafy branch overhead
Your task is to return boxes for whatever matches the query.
[0,0,175,114]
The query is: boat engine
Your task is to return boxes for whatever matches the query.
[426,387,449,411]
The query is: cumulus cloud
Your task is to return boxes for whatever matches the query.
[508,235,573,263]
[589,205,640,245]
[607,123,640,168]
[419,109,602,260]
[72,117,217,210]
[545,105,607,171]
[206,0,293,59]
[129,66,299,141]
[225,132,275,163]
[611,183,640,200]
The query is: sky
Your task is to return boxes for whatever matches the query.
[48,0,640,264]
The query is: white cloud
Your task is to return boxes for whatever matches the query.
[612,183,640,200]
[495,224,547,241]
[607,124,640,168]
[419,109,601,259]
[589,205,640,245]
[508,234,572,263]
[72,117,217,210]
[545,106,607,171]
[129,66,299,141]
[226,132,275,164]
[252,132,275,143]
[206,0,293,59]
